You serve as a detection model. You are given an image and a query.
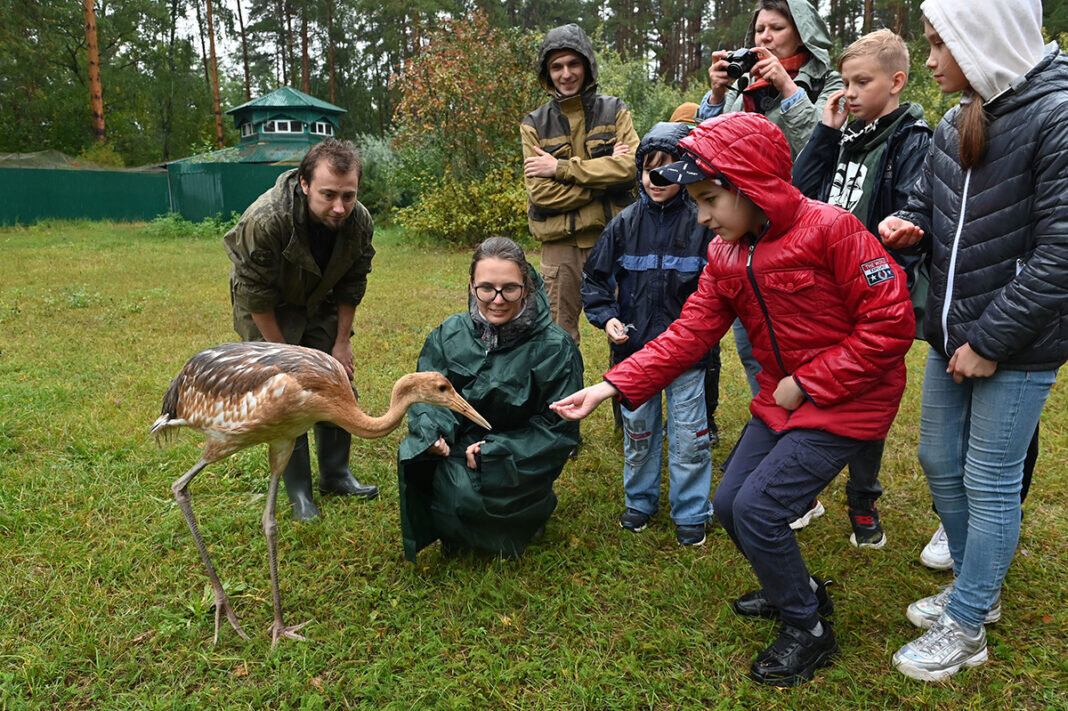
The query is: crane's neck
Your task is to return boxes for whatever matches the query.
[332,378,413,439]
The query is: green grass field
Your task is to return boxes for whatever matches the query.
[0,221,1065,710]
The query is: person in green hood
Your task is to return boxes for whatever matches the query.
[396,237,583,561]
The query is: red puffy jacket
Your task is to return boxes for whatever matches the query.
[605,113,915,440]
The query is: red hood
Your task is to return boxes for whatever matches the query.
[679,113,803,242]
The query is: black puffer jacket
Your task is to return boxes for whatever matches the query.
[897,44,1068,370]
[581,122,715,366]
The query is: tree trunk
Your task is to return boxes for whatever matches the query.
[83,0,106,142]
[193,0,211,94]
[162,0,180,159]
[300,0,309,93]
[863,0,873,33]
[327,0,336,104]
[285,1,296,87]
[205,0,224,148]
[236,0,251,100]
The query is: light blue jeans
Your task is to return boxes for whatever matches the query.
[732,318,761,397]
[917,348,1056,628]
[621,367,713,526]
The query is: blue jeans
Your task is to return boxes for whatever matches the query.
[917,348,1056,628]
[622,368,713,526]
[715,418,866,628]
[732,318,761,397]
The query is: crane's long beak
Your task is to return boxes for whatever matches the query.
[447,394,491,431]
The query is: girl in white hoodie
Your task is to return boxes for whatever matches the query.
[880,0,1068,682]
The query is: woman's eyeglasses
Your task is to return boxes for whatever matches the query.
[473,283,525,303]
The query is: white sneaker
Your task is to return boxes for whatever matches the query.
[920,523,953,570]
[893,613,988,681]
[906,582,1002,629]
[789,499,825,530]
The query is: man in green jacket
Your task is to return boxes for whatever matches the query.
[223,138,378,520]
[521,23,640,344]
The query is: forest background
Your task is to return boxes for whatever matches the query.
[4,0,1068,243]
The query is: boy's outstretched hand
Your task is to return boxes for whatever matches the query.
[879,216,924,249]
[550,381,620,421]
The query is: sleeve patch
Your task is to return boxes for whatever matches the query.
[250,249,275,267]
[861,257,895,287]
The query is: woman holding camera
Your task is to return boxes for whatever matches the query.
[696,0,842,159]
[396,237,583,561]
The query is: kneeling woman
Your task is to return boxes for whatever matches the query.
[397,237,583,560]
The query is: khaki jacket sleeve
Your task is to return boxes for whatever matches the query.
[521,122,595,212]
[223,212,288,314]
[555,108,640,190]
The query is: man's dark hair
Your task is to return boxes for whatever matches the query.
[298,138,362,185]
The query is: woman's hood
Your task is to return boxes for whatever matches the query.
[921,0,1045,102]
[744,0,833,75]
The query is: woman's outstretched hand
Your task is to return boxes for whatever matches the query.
[550,381,620,421]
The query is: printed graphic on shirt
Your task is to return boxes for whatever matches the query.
[828,160,867,212]
[861,257,895,287]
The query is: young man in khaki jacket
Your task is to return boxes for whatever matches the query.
[521,23,640,344]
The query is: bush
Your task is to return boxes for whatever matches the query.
[76,141,126,168]
[395,168,529,247]
[392,12,542,183]
[354,133,402,218]
[141,212,240,240]
[595,46,691,137]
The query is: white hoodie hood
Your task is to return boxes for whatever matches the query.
[921,0,1045,102]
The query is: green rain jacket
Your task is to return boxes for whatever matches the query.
[397,271,582,561]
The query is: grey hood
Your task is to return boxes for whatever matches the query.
[537,24,598,95]
[921,0,1045,102]
[744,0,832,76]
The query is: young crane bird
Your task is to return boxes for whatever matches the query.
[152,342,491,647]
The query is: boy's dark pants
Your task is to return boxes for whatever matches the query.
[714,418,867,629]
[845,440,885,509]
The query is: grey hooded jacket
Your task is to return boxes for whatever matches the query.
[695,0,843,158]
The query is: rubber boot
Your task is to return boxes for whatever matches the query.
[282,433,321,521]
[314,423,379,499]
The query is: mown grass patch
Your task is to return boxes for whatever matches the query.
[0,221,1065,709]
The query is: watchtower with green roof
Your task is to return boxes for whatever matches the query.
[226,86,346,148]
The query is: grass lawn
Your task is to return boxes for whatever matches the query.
[0,221,1065,710]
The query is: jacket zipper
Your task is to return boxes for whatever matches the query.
[746,238,788,376]
[941,168,971,354]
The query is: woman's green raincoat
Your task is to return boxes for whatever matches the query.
[397,271,582,561]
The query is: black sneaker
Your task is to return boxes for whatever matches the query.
[750,618,840,687]
[676,523,707,547]
[619,508,651,533]
[733,577,834,619]
[848,505,886,549]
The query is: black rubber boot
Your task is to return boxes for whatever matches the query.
[314,423,378,499]
[282,433,320,521]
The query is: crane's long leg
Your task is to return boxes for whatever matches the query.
[264,440,310,647]
[172,458,249,644]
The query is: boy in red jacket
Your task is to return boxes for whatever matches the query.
[552,112,915,686]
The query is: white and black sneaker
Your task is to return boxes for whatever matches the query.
[619,508,651,533]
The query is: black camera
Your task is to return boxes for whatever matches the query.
[725,48,759,80]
